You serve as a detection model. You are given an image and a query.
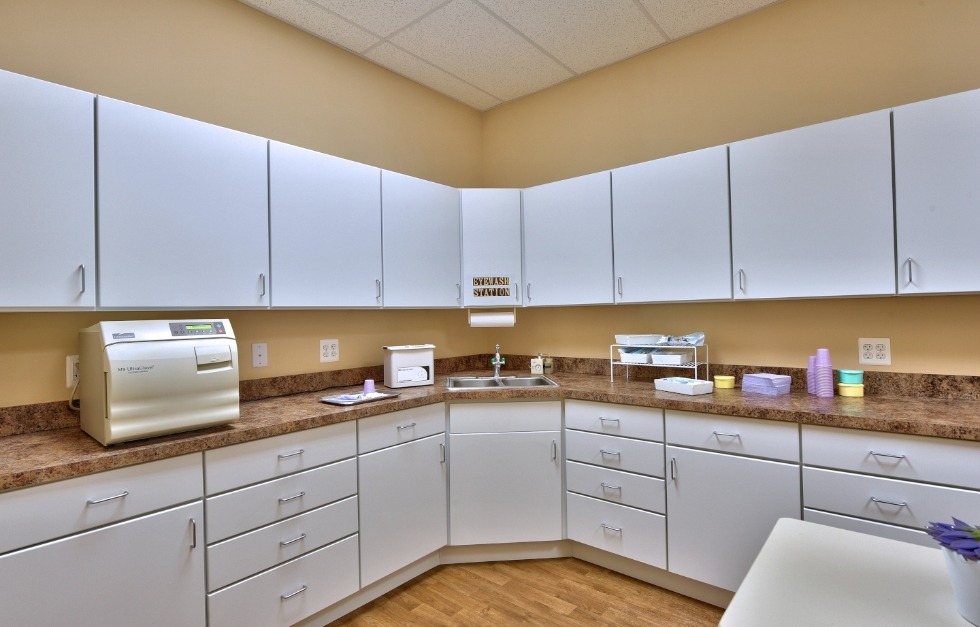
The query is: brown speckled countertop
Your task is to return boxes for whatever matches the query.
[3,370,980,493]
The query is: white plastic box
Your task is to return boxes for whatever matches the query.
[383,344,435,388]
[654,377,714,395]
[648,349,695,365]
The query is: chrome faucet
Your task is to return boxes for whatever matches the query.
[491,344,505,379]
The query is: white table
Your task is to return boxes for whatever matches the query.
[720,518,971,626]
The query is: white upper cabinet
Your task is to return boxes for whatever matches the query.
[730,110,895,299]
[96,96,269,309]
[381,171,461,307]
[460,188,523,307]
[523,171,614,306]
[611,146,732,303]
[0,69,95,310]
[269,142,382,307]
[894,88,980,294]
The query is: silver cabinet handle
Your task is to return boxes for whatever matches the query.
[600,482,622,491]
[376,278,382,300]
[670,457,677,480]
[601,523,623,533]
[599,416,620,424]
[281,585,307,601]
[79,264,86,294]
[551,439,558,461]
[190,518,198,549]
[456,283,461,303]
[280,533,307,547]
[738,268,746,293]
[527,283,532,301]
[617,276,623,297]
[440,442,446,463]
[278,449,304,459]
[870,450,906,460]
[397,422,417,430]
[906,257,914,285]
[599,449,621,457]
[871,496,908,508]
[713,431,740,438]
[278,491,305,504]
[87,491,129,506]
[259,273,267,297]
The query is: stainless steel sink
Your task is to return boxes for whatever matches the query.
[447,375,558,390]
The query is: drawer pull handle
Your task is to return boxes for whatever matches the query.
[670,457,677,480]
[600,482,622,491]
[713,431,740,438]
[190,518,198,549]
[601,523,623,533]
[280,533,307,547]
[87,491,129,506]
[278,491,305,504]
[551,439,558,461]
[870,450,906,460]
[278,449,304,459]
[599,416,620,424]
[870,497,908,508]
[397,422,417,430]
[599,449,621,457]
[440,442,446,463]
[281,585,307,601]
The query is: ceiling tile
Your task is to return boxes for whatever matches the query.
[640,0,783,40]
[241,0,380,53]
[390,0,574,102]
[310,0,451,37]
[365,43,502,110]
[477,0,668,75]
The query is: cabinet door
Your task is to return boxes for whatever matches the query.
[269,141,382,307]
[0,501,205,627]
[359,433,447,586]
[97,96,269,308]
[666,446,800,591]
[460,188,523,307]
[894,88,980,294]
[381,170,461,307]
[0,69,95,309]
[612,146,732,303]
[449,431,562,545]
[730,110,894,299]
[522,171,614,306]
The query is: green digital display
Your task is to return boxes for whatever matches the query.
[185,324,212,330]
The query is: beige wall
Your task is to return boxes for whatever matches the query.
[2,0,980,408]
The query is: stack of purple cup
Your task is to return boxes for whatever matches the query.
[807,355,817,394]
[815,348,834,397]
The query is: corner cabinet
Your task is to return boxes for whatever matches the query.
[730,110,895,299]
[96,96,270,309]
[0,69,95,310]
[269,141,383,307]
[381,171,461,307]
[522,172,614,306]
[611,146,732,303]
[460,188,523,307]
[894,88,980,294]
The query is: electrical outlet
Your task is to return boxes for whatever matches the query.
[252,343,268,368]
[66,355,79,387]
[320,339,339,363]
[858,337,891,366]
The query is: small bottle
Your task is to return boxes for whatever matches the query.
[542,355,554,374]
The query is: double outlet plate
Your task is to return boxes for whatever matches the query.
[858,337,891,366]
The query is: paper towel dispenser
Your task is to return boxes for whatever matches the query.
[78,319,240,445]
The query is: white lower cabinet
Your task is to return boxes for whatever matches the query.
[0,501,205,627]
[449,401,562,545]
[665,410,800,592]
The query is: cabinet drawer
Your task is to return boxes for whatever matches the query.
[802,425,980,489]
[565,430,664,477]
[803,508,934,548]
[205,421,355,495]
[206,459,356,542]
[358,403,445,453]
[665,410,798,462]
[565,400,663,441]
[566,461,665,513]
[449,401,561,433]
[207,495,358,592]
[0,453,202,555]
[803,467,980,530]
[566,493,666,569]
[208,534,359,627]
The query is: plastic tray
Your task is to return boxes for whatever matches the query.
[320,392,400,406]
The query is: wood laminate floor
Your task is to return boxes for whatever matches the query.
[329,558,723,626]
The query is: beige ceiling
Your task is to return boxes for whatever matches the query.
[238,0,784,111]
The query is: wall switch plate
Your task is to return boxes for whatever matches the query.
[320,339,339,363]
[859,337,891,366]
[252,343,268,368]
[66,355,79,387]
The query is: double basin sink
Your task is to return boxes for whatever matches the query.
[446,375,558,390]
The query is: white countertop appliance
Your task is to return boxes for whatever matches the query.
[383,344,435,388]
[79,319,239,445]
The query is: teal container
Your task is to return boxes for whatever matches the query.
[839,369,864,384]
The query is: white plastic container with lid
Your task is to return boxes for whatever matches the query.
[383,344,435,388]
